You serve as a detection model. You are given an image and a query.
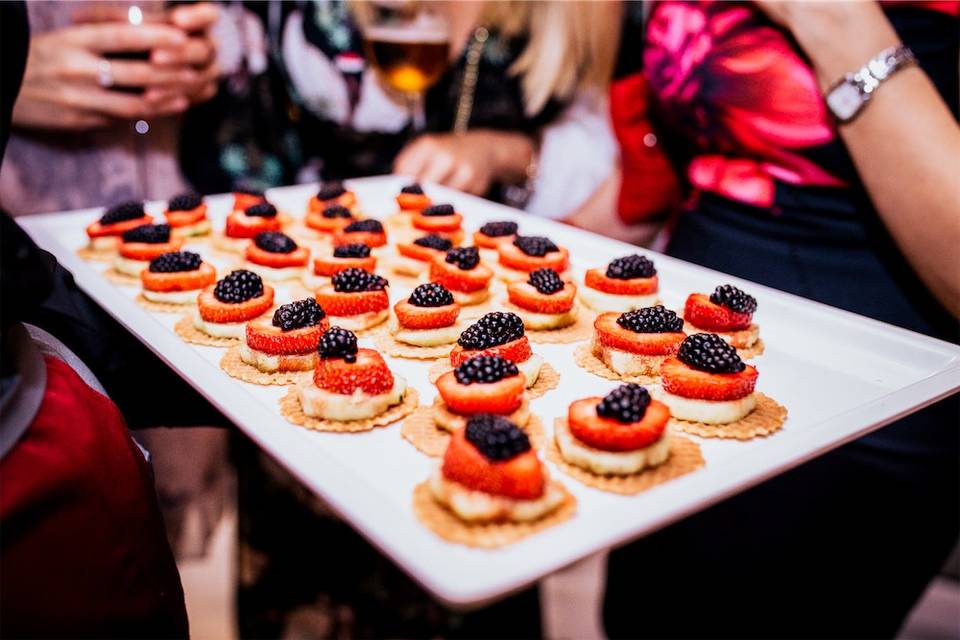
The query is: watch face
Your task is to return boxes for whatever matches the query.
[827,82,863,121]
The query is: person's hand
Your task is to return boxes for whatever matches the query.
[146,3,220,107]
[393,130,534,195]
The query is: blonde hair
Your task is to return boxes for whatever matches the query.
[351,1,622,116]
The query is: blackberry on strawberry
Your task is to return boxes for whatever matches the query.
[122,223,170,244]
[343,219,383,233]
[148,251,201,273]
[333,243,371,258]
[513,235,558,257]
[678,333,745,373]
[465,414,531,461]
[245,202,277,218]
[606,254,656,279]
[400,183,423,194]
[214,270,264,303]
[445,246,480,270]
[421,203,454,217]
[454,355,519,385]
[710,284,757,314]
[317,182,346,201]
[413,235,453,251]
[617,306,683,333]
[527,268,564,295]
[318,326,358,362]
[332,267,388,292]
[458,312,524,349]
[596,384,651,423]
[479,221,517,237]
[254,231,297,253]
[409,283,454,308]
[323,205,352,219]
[100,201,145,225]
[272,299,326,331]
[168,193,203,211]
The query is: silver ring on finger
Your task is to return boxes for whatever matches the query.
[96,59,114,88]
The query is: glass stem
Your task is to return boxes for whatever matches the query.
[410,93,426,132]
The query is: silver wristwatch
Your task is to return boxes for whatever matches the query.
[825,45,917,123]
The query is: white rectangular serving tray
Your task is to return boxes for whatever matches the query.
[18,175,960,607]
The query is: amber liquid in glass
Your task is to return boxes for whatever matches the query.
[365,30,450,94]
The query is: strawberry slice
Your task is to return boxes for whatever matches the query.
[312,254,377,277]
[119,239,184,261]
[684,293,753,331]
[141,262,216,292]
[315,285,389,316]
[197,285,275,323]
[584,269,658,295]
[594,313,684,355]
[308,192,357,213]
[396,242,446,263]
[313,348,394,395]
[233,192,265,212]
[412,212,463,233]
[305,210,354,234]
[396,192,431,212]
[507,281,576,314]
[86,215,154,238]
[472,230,514,249]
[441,427,544,500]
[449,336,532,368]
[428,257,493,293]
[245,244,310,268]
[164,205,207,227]
[660,356,758,401]
[334,229,387,248]
[436,370,525,415]
[225,211,282,239]
[245,317,328,355]
[568,398,668,451]
[394,300,459,329]
[497,242,569,273]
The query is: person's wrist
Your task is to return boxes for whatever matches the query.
[483,130,535,184]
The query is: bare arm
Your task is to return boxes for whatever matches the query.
[563,168,665,247]
[761,1,960,318]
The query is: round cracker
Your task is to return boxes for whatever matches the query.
[412,480,576,548]
[547,421,705,494]
[499,299,595,345]
[427,361,560,399]
[573,343,658,385]
[102,267,140,285]
[219,346,311,386]
[737,338,765,359]
[670,392,787,440]
[76,246,115,262]
[174,315,238,347]
[402,409,545,457]
[135,293,195,313]
[373,331,454,360]
[278,386,419,433]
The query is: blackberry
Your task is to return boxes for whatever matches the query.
[214,270,264,303]
[409,283,454,308]
[421,203,454,217]
[235,185,264,197]
[678,333,745,373]
[122,223,170,244]
[323,205,352,219]
[167,193,203,211]
[272,299,326,331]
[100,201,144,225]
[148,251,201,273]
[317,182,346,201]
[333,243,371,258]
[513,235,558,257]
[465,414,530,461]
[479,221,517,237]
[527,268,564,295]
[343,219,383,233]
[444,246,480,271]
[413,235,453,251]
[617,306,684,334]
[458,312,524,349]
[254,231,297,254]
[245,202,277,218]
[318,326,358,362]
[596,384,651,424]
[454,355,519,385]
[400,183,424,194]
[332,268,388,292]
[710,284,757,314]
[607,254,656,279]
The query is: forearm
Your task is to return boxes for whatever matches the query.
[787,3,960,317]
[563,168,664,247]
[476,129,535,184]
